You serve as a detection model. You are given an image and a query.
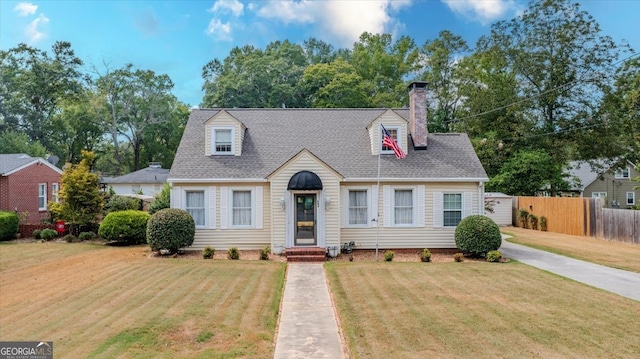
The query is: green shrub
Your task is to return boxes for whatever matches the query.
[486,250,503,262]
[454,215,502,257]
[518,208,529,228]
[149,184,170,214]
[63,234,77,243]
[420,248,431,262]
[99,210,150,245]
[147,208,195,254]
[33,229,42,239]
[384,250,394,262]
[529,214,539,230]
[260,246,270,260]
[40,228,58,241]
[104,195,141,214]
[227,247,240,260]
[78,231,97,241]
[454,253,465,262]
[202,246,215,259]
[540,216,548,231]
[0,211,19,241]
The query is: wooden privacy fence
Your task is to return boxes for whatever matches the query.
[513,196,639,244]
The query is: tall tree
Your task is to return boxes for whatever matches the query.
[96,64,177,172]
[419,31,470,132]
[139,101,190,169]
[299,58,371,108]
[350,33,419,107]
[0,42,84,151]
[202,40,309,108]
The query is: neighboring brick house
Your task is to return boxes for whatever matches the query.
[0,154,63,223]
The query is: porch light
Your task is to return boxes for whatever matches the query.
[325,196,331,209]
[279,197,285,209]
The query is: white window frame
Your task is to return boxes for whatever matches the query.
[443,193,463,227]
[221,186,262,229]
[393,187,415,226]
[591,192,607,199]
[185,189,206,228]
[52,183,59,203]
[380,125,401,155]
[614,167,630,179]
[212,127,235,155]
[38,183,47,211]
[231,189,253,228]
[627,192,635,205]
[347,187,371,227]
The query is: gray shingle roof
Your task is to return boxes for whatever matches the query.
[169,108,488,181]
[105,166,170,184]
[0,153,37,175]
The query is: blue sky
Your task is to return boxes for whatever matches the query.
[1,0,638,107]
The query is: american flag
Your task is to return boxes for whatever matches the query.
[381,124,406,159]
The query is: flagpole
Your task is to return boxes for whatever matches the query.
[375,124,382,261]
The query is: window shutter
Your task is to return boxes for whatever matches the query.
[220,186,228,229]
[255,186,263,229]
[208,186,216,229]
[433,192,443,227]
[463,192,473,218]
[171,186,181,209]
[417,185,425,227]
[341,187,348,227]
[383,185,390,227]
[370,185,378,228]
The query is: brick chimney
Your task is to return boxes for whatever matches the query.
[408,81,428,149]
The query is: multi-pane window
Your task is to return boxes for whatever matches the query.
[52,183,59,203]
[615,167,630,179]
[232,190,252,226]
[214,128,233,154]
[38,183,47,210]
[443,193,462,227]
[394,189,413,225]
[627,192,636,205]
[348,190,368,225]
[592,192,607,199]
[381,127,399,153]
[185,191,205,227]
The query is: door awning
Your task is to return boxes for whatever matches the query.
[287,170,323,190]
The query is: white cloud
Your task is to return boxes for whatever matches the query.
[255,0,412,46]
[25,13,49,44]
[441,0,516,25]
[205,18,232,41]
[209,0,244,17]
[14,2,37,16]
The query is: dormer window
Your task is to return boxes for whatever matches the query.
[380,126,400,154]
[212,127,235,155]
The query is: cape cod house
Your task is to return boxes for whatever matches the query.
[168,82,489,256]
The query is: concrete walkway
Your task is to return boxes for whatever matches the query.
[500,239,640,301]
[274,263,345,359]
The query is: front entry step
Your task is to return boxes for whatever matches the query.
[285,247,326,262]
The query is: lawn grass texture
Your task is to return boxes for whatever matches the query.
[326,261,640,359]
[504,227,640,273]
[0,242,285,358]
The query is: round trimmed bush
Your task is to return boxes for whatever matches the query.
[104,195,141,213]
[147,208,195,254]
[0,211,19,241]
[98,210,150,245]
[454,215,502,257]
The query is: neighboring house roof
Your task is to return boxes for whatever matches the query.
[170,108,488,181]
[484,192,511,198]
[0,153,62,175]
[104,165,170,184]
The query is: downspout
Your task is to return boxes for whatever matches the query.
[478,182,484,215]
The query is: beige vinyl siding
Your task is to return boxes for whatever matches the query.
[269,150,341,253]
[340,182,480,249]
[172,183,271,251]
[204,111,245,156]
[367,110,408,156]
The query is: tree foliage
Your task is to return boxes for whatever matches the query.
[49,150,104,226]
